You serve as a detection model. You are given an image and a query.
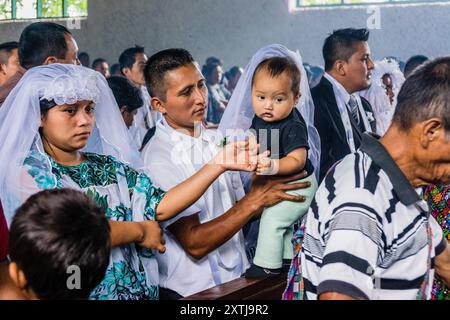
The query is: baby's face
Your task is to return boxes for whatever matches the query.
[251,68,299,122]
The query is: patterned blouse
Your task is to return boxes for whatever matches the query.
[24,151,166,300]
[424,185,450,300]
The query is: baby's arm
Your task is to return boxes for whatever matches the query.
[257,148,307,176]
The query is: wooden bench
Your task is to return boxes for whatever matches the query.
[182,273,287,300]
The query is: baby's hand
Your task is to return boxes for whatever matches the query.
[256,154,277,175]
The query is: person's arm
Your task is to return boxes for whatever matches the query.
[257,148,307,176]
[435,244,450,287]
[167,171,311,259]
[109,220,165,253]
[156,140,264,221]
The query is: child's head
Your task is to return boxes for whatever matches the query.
[8,189,110,300]
[251,57,301,122]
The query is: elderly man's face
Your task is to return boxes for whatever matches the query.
[157,63,208,131]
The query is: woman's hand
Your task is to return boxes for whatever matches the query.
[211,139,267,172]
[136,221,166,253]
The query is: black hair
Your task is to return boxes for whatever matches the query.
[323,28,370,72]
[404,55,429,78]
[110,63,121,76]
[225,66,242,80]
[9,188,110,300]
[392,57,450,131]
[78,52,90,67]
[92,58,108,70]
[144,48,195,101]
[202,62,221,80]
[252,56,301,97]
[0,41,19,64]
[206,56,222,66]
[107,76,143,112]
[119,45,145,73]
[19,22,72,70]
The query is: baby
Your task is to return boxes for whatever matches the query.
[245,56,318,277]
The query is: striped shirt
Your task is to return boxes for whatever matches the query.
[301,133,447,300]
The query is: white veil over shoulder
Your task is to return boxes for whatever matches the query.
[0,63,142,224]
[218,44,321,180]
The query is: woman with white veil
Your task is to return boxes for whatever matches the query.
[359,58,405,135]
[0,64,258,299]
[219,44,321,277]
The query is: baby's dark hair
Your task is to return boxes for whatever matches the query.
[252,57,301,97]
[9,188,110,300]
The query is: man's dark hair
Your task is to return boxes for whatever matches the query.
[9,188,110,300]
[226,66,242,79]
[144,48,195,101]
[323,28,370,71]
[78,52,90,67]
[252,57,301,97]
[0,41,19,64]
[202,62,221,80]
[392,57,450,132]
[110,63,121,76]
[404,55,429,78]
[92,58,108,70]
[107,76,143,112]
[206,56,222,66]
[119,45,145,73]
[19,22,72,70]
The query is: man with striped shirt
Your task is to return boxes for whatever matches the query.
[301,57,450,300]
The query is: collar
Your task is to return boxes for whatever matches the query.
[359,132,420,206]
[158,118,218,150]
[324,72,352,105]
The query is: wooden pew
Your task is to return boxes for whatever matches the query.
[182,273,287,300]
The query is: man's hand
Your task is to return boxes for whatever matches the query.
[136,221,166,253]
[246,170,311,215]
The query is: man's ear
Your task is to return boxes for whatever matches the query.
[8,262,27,291]
[42,56,58,65]
[0,63,6,75]
[122,67,131,78]
[151,97,167,115]
[335,60,347,77]
[420,118,443,149]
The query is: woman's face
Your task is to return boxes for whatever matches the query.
[40,100,95,153]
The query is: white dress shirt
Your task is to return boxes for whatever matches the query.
[142,119,249,297]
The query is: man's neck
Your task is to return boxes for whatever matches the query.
[327,71,355,94]
[379,126,429,188]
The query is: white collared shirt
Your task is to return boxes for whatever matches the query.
[142,119,249,297]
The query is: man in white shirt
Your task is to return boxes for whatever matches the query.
[142,48,311,298]
[312,28,377,182]
[119,46,161,148]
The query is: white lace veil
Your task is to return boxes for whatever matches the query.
[0,64,142,224]
[218,44,321,180]
[359,59,405,135]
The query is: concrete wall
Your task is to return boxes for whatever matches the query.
[1,0,449,68]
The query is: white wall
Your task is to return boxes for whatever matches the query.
[1,0,449,68]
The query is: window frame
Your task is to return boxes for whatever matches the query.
[296,0,450,8]
[2,0,87,20]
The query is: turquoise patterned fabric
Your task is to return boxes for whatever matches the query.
[24,151,166,300]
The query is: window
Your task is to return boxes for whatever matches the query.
[297,0,450,8]
[0,0,87,21]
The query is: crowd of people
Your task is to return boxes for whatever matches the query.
[0,21,449,301]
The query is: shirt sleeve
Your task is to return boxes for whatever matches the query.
[282,116,310,156]
[317,193,383,300]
